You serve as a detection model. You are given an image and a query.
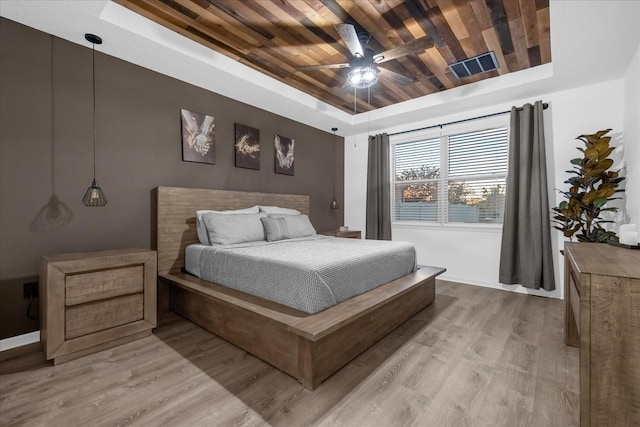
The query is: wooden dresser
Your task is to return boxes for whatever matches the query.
[564,242,640,426]
[40,248,157,364]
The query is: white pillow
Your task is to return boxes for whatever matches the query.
[202,212,267,245]
[258,205,301,216]
[261,215,316,241]
[196,206,259,245]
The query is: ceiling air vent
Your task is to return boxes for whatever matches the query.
[449,52,499,79]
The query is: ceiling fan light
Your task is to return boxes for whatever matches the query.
[348,69,363,84]
[347,66,379,89]
[363,69,375,80]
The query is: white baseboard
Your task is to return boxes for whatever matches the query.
[0,330,40,352]
[437,273,563,300]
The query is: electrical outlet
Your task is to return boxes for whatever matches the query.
[23,282,39,299]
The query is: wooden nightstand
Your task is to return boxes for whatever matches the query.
[320,230,361,239]
[40,248,157,365]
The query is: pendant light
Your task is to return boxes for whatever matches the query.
[82,33,107,207]
[330,127,339,210]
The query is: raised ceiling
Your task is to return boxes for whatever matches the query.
[114,0,551,114]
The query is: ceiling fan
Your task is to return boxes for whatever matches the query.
[296,24,434,95]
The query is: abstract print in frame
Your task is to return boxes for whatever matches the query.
[180,109,215,164]
[234,123,260,170]
[274,134,294,176]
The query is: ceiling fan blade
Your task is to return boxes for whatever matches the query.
[296,63,350,71]
[335,24,364,58]
[378,67,414,85]
[375,36,434,63]
[336,79,352,96]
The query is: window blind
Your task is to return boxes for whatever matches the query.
[392,126,508,224]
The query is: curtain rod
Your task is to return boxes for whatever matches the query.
[388,102,549,137]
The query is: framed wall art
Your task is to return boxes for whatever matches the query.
[181,109,215,164]
[234,123,260,170]
[274,134,294,176]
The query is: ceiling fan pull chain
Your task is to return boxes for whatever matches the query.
[367,87,371,138]
[354,87,357,148]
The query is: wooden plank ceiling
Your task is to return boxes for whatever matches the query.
[114,0,551,114]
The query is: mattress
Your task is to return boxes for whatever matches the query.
[185,235,416,314]
[185,244,207,277]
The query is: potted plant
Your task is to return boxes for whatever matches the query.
[552,129,625,242]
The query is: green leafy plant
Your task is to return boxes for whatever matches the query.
[552,129,625,242]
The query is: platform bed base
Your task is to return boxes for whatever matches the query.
[161,267,440,389]
[154,186,444,389]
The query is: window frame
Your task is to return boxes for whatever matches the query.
[390,115,509,229]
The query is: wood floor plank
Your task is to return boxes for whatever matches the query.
[466,365,537,427]
[0,281,578,427]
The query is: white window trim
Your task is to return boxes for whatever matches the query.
[390,115,510,228]
[392,221,503,233]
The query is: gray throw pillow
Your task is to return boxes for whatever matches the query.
[258,205,301,215]
[261,214,316,241]
[261,217,289,242]
[195,206,259,245]
[202,212,266,245]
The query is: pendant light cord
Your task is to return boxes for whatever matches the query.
[50,36,55,194]
[332,128,337,198]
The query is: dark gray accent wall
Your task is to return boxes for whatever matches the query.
[0,18,344,339]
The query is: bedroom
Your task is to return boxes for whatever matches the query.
[1,0,639,425]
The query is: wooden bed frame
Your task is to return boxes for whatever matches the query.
[154,186,444,389]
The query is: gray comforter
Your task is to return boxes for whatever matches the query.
[198,235,416,314]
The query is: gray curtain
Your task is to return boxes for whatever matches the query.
[499,101,555,290]
[366,133,391,240]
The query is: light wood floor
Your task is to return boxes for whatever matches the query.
[0,280,579,427]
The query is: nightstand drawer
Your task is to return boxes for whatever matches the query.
[65,293,144,339]
[66,265,144,306]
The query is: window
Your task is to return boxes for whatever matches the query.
[391,123,509,225]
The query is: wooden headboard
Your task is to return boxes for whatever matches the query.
[154,186,310,275]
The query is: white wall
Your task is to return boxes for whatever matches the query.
[344,78,626,299]
[623,45,640,226]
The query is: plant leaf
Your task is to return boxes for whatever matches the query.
[582,191,597,205]
[592,198,607,208]
[598,147,614,160]
[584,147,599,161]
[599,158,614,170]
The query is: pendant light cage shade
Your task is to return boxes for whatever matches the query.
[330,197,339,210]
[83,179,108,207]
[82,33,107,207]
